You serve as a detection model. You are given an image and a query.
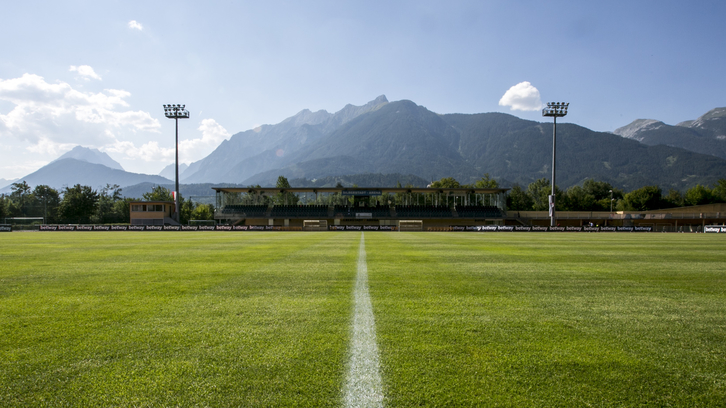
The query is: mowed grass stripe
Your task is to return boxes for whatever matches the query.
[0,232,359,407]
[344,233,384,407]
[364,232,726,407]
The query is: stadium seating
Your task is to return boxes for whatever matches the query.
[394,205,454,218]
[269,205,329,218]
[221,205,269,217]
[364,206,393,218]
[219,203,503,219]
[333,205,392,218]
[455,205,503,218]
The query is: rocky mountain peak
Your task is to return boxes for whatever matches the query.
[53,146,124,171]
[687,107,726,129]
[613,119,665,141]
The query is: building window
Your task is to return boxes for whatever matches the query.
[131,204,164,212]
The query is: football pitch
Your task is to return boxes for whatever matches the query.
[1,232,725,407]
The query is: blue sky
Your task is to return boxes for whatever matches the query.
[1,0,725,180]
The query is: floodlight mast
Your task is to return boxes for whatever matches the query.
[163,104,190,224]
[542,102,569,227]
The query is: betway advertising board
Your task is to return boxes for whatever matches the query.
[449,225,653,232]
[32,224,659,232]
[705,225,726,233]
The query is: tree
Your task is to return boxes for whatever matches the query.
[582,179,614,201]
[94,184,123,223]
[429,177,460,188]
[114,197,136,224]
[581,179,622,211]
[472,173,499,189]
[506,184,533,211]
[8,181,32,217]
[561,185,596,211]
[191,204,214,220]
[10,181,31,196]
[143,185,174,202]
[713,179,726,202]
[684,184,714,206]
[0,194,7,221]
[274,175,298,205]
[620,185,661,211]
[527,178,551,211]
[180,197,195,224]
[32,185,60,223]
[662,189,684,208]
[59,184,99,223]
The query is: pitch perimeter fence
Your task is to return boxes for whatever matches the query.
[0,224,718,233]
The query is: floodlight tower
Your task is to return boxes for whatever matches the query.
[542,102,569,227]
[163,104,190,224]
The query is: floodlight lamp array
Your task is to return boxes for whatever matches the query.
[163,104,190,119]
[542,102,569,117]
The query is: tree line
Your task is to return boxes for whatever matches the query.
[429,174,726,211]
[4,176,725,223]
[506,178,726,212]
[0,182,214,224]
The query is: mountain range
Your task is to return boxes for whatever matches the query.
[4,97,726,195]
[181,95,389,183]
[614,107,726,160]
[0,146,170,193]
[180,97,726,191]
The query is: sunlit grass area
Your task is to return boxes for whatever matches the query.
[1,231,725,407]
[366,233,726,406]
[0,232,358,407]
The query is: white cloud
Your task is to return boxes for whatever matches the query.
[182,119,230,155]
[499,81,544,111]
[25,137,76,156]
[69,65,102,81]
[128,20,143,31]
[0,73,232,177]
[0,73,160,156]
[106,140,174,164]
[104,119,231,166]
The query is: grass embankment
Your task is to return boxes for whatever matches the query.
[0,232,358,407]
[365,233,726,406]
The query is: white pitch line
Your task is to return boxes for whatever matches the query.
[344,233,384,408]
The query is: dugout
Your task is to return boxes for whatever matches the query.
[213,186,509,228]
[129,201,177,226]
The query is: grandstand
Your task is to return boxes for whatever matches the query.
[220,204,269,217]
[455,205,503,218]
[270,205,330,218]
[213,186,509,229]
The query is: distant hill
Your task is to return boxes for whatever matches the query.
[0,159,172,193]
[236,100,726,191]
[159,163,189,180]
[181,95,389,183]
[120,182,248,205]
[0,178,18,190]
[441,112,726,190]
[614,107,726,160]
[14,101,726,195]
[289,173,429,188]
[54,146,125,170]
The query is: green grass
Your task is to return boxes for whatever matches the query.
[1,232,725,406]
[366,233,726,406]
[0,232,359,407]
